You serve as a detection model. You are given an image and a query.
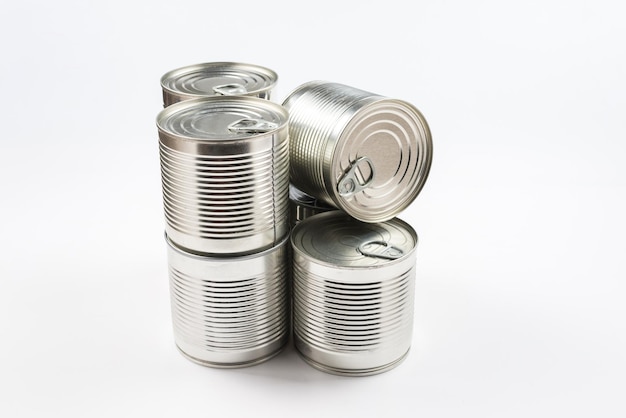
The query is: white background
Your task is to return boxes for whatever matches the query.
[1,1,625,416]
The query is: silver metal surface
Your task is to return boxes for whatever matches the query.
[289,184,333,227]
[290,211,417,376]
[166,234,290,368]
[283,81,433,223]
[157,96,289,256]
[337,156,375,197]
[161,62,277,107]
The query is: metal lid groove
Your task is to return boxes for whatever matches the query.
[161,62,277,99]
[330,97,433,222]
[157,96,288,141]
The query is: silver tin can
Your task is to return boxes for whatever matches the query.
[166,234,290,368]
[161,62,277,107]
[283,81,433,223]
[291,211,417,376]
[157,96,290,256]
[289,184,333,227]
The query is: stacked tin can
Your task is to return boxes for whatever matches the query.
[157,64,433,375]
[284,81,433,375]
[157,63,290,367]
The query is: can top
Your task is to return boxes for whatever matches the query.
[160,62,277,99]
[156,96,288,141]
[330,96,433,223]
[291,211,417,268]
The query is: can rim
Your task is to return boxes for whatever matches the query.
[328,97,433,223]
[156,96,289,142]
[294,337,411,376]
[290,211,418,270]
[160,62,278,97]
[166,232,289,261]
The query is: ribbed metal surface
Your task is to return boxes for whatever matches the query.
[291,212,417,376]
[159,139,289,254]
[167,235,290,367]
[285,82,374,202]
[283,81,432,223]
[157,96,289,255]
[161,62,277,106]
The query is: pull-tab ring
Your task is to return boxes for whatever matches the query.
[212,83,248,95]
[358,240,404,260]
[337,157,375,197]
[228,118,278,134]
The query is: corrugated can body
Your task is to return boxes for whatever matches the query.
[157,96,290,256]
[161,62,277,107]
[166,235,290,367]
[289,184,333,228]
[283,81,432,223]
[291,211,417,376]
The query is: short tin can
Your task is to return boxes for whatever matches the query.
[289,184,333,227]
[291,211,417,376]
[283,81,433,223]
[166,234,290,368]
[157,96,290,256]
[161,62,277,107]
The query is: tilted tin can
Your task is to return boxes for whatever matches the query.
[283,81,433,223]
[157,96,290,256]
[291,211,417,376]
[161,62,277,107]
[166,234,290,368]
[289,184,333,228]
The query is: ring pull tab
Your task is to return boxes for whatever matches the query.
[228,118,278,134]
[337,157,375,197]
[212,83,248,96]
[358,240,404,260]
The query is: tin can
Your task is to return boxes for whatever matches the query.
[166,234,290,368]
[283,81,433,223]
[161,62,278,107]
[291,211,417,376]
[289,184,333,227]
[157,96,290,256]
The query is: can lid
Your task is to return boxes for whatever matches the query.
[156,96,288,141]
[290,211,417,268]
[330,98,433,223]
[160,62,277,99]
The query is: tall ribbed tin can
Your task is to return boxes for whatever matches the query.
[157,96,290,256]
[166,234,290,367]
[291,211,417,376]
[160,62,277,107]
[283,81,433,223]
[289,184,332,228]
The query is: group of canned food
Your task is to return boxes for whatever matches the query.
[156,62,433,376]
